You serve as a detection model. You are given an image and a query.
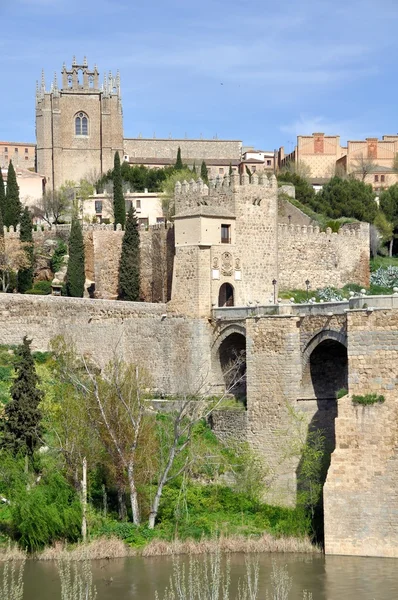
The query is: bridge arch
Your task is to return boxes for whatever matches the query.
[212,324,246,403]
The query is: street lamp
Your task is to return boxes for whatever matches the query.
[272,279,277,304]
[305,279,310,302]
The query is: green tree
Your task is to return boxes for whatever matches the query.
[66,219,85,298]
[4,161,22,228]
[119,206,140,301]
[0,167,5,223]
[379,184,398,255]
[192,162,197,175]
[17,207,34,293]
[277,170,316,207]
[317,177,378,222]
[113,152,125,229]
[0,337,43,456]
[175,146,183,170]
[229,163,233,176]
[200,160,208,184]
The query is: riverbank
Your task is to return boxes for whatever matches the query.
[0,533,319,562]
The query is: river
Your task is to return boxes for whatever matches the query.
[21,552,398,599]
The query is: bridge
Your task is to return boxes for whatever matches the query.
[210,294,398,558]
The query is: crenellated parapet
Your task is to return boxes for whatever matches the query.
[174,173,278,216]
[278,222,369,238]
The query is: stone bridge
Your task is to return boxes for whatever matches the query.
[210,295,398,558]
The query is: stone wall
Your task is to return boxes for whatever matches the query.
[324,308,398,557]
[208,410,248,445]
[0,294,214,394]
[278,222,370,290]
[277,196,312,227]
[123,138,242,161]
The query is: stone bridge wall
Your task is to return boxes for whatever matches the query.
[324,308,398,557]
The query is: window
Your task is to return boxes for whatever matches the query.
[95,200,103,214]
[136,199,141,209]
[14,148,18,154]
[374,175,379,182]
[25,148,28,154]
[219,168,224,174]
[267,160,272,166]
[25,156,29,161]
[251,166,256,173]
[125,200,132,212]
[221,224,231,244]
[139,218,149,228]
[381,175,385,183]
[75,112,89,136]
[4,147,7,153]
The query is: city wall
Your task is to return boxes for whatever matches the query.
[0,294,214,394]
[277,222,370,290]
[123,138,242,160]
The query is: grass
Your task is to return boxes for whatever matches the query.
[370,256,398,271]
[352,394,385,406]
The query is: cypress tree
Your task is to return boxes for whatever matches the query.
[113,151,126,229]
[200,160,209,184]
[4,161,22,228]
[229,163,233,176]
[66,218,85,297]
[119,206,140,301]
[175,147,183,170]
[17,207,34,293]
[0,168,5,222]
[192,162,197,175]
[1,336,43,456]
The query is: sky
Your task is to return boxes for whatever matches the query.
[2,0,398,151]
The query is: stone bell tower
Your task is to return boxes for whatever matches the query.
[36,57,124,191]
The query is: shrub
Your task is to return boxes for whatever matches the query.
[337,388,348,399]
[10,471,82,552]
[25,281,52,295]
[370,266,398,289]
[352,394,385,406]
[50,240,68,274]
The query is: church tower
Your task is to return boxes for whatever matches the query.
[36,57,124,191]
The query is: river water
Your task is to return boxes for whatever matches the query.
[22,553,398,599]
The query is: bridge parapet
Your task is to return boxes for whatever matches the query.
[349,294,398,310]
[212,301,350,321]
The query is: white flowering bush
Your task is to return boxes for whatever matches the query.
[370,266,398,288]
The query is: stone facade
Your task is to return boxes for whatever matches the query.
[170,173,279,316]
[124,138,242,161]
[36,59,124,191]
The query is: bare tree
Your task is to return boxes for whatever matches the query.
[350,153,377,182]
[0,239,30,292]
[148,356,246,529]
[33,189,72,225]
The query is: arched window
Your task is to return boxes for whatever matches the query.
[75,112,89,136]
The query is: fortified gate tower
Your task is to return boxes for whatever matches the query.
[36,57,124,191]
[170,173,279,317]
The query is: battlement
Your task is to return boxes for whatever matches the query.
[3,222,172,240]
[174,173,278,215]
[278,222,369,238]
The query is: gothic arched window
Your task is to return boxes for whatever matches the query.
[75,112,89,136]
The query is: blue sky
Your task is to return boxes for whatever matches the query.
[2,0,398,151]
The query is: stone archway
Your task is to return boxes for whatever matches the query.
[212,325,246,403]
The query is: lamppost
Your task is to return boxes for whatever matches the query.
[305,279,310,302]
[272,279,277,304]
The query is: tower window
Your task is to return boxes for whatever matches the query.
[75,112,89,136]
[25,148,28,154]
[221,224,231,244]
